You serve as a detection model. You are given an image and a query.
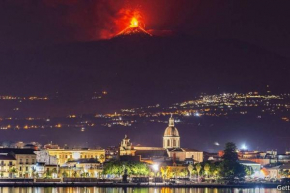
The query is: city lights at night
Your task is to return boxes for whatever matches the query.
[0,0,289,192]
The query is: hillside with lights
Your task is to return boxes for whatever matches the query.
[1,13,289,118]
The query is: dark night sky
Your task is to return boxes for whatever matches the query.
[0,0,289,111]
[0,1,289,54]
[0,0,290,150]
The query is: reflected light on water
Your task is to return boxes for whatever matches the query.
[0,187,278,193]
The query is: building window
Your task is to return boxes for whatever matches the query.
[173,140,176,146]
[20,167,22,171]
[26,167,28,171]
[167,140,170,146]
[26,159,28,164]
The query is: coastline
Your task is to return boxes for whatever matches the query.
[0,182,279,188]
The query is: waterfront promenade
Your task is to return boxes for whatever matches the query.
[0,182,280,189]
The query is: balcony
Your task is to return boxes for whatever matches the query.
[19,162,24,164]
[0,164,6,166]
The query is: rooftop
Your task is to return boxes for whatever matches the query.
[67,158,100,164]
[0,148,36,155]
[238,160,261,165]
[0,154,16,160]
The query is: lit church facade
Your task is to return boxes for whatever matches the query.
[163,115,180,149]
[119,115,203,163]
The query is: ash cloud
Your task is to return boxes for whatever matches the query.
[0,0,289,57]
[0,0,137,49]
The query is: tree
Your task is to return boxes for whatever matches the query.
[245,166,254,176]
[149,171,155,177]
[102,161,149,177]
[9,167,17,178]
[187,164,194,179]
[52,168,57,178]
[195,163,202,180]
[99,154,105,163]
[280,170,289,178]
[62,171,68,178]
[103,161,123,176]
[220,142,246,179]
[234,164,247,178]
[171,167,179,178]
[80,172,86,178]
[179,168,188,177]
[161,166,170,179]
[45,169,51,178]
[222,142,238,162]
[210,163,221,178]
[204,163,210,178]
[31,168,36,178]
[72,171,77,178]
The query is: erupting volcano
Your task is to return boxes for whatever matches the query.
[114,17,152,38]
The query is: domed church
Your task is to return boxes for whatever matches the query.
[163,114,180,149]
[119,115,203,163]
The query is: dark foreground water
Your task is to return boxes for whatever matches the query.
[0,187,282,193]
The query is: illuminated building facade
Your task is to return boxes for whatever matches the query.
[0,154,17,177]
[44,149,105,166]
[62,158,103,177]
[163,115,180,149]
[119,135,135,156]
[35,150,58,165]
[0,148,36,178]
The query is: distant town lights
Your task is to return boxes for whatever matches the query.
[194,112,200,117]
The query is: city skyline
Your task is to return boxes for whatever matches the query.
[1,1,290,190]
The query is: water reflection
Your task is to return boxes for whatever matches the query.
[0,187,280,193]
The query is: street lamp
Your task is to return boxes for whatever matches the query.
[152,164,159,186]
[241,144,247,150]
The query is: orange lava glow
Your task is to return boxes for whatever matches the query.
[130,17,138,27]
[100,9,147,39]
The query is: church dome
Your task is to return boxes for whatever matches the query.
[164,126,179,137]
[164,114,179,136]
[163,115,180,149]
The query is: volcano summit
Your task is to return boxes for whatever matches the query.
[114,17,152,38]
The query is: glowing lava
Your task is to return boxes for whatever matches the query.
[130,17,139,27]
[114,16,152,38]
